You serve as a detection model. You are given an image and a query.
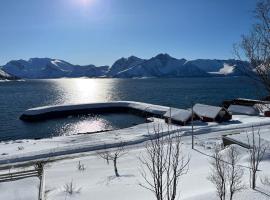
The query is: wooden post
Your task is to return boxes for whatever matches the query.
[38,163,45,200]
[169,107,172,125]
[191,103,194,149]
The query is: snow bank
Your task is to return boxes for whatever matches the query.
[2,114,270,166]
[10,136,270,200]
[0,120,181,165]
[20,101,169,121]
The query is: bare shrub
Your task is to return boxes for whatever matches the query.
[139,125,190,200]
[64,180,81,195]
[77,161,86,171]
[97,144,127,177]
[98,150,110,165]
[17,146,24,151]
[226,146,245,200]
[208,146,227,200]
[247,128,267,189]
[208,145,245,200]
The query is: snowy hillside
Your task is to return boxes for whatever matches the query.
[107,56,145,77]
[115,54,209,78]
[0,69,18,80]
[188,59,249,76]
[208,64,235,75]
[2,58,108,79]
[1,55,250,79]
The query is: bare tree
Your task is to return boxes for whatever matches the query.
[139,126,190,200]
[247,128,267,189]
[209,145,245,200]
[236,0,270,94]
[226,146,245,200]
[97,144,127,177]
[208,146,227,200]
[98,150,110,165]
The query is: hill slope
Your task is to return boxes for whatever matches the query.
[0,69,18,80]
[2,58,108,79]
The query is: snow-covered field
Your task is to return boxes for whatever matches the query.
[1,114,270,200]
[1,114,270,165]
[1,134,270,200]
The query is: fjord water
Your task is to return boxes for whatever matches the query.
[0,77,263,141]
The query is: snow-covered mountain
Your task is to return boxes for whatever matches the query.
[1,55,250,79]
[0,69,18,80]
[107,56,145,77]
[187,59,249,76]
[2,58,108,79]
[114,54,209,78]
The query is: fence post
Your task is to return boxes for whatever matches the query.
[37,163,45,200]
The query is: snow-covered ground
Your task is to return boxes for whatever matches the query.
[1,115,270,165]
[0,177,39,200]
[224,126,270,148]
[1,134,270,200]
[1,113,270,200]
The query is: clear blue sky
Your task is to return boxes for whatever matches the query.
[0,0,256,66]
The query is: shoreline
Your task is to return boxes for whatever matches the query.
[1,114,270,166]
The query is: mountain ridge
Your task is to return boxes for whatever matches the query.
[1,54,250,79]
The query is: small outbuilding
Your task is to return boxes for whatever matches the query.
[223,98,269,108]
[193,103,232,122]
[163,108,195,125]
[255,103,270,113]
[228,104,260,116]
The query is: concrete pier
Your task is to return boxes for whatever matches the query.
[20,101,169,121]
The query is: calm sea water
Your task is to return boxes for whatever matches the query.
[0,77,264,141]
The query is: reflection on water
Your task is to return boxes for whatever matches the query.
[49,113,145,137]
[53,78,116,104]
[55,116,113,136]
[0,77,264,141]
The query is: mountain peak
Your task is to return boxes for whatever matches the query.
[2,58,103,79]
[107,56,144,77]
[1,55,250,79]
[127,55,141,60]
[155,53,172,59]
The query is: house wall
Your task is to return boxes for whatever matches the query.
[164,117,185,126]
[201,116,214,122]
